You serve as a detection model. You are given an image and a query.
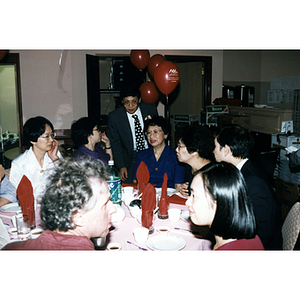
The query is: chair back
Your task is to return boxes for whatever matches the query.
[282,202,300,250]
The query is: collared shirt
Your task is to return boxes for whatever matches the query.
[0,176,18,203]
[10,147,63,200]
[125,107,148,151]
[236,158,249,170]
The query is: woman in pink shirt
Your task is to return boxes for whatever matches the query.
[186,161,264,250]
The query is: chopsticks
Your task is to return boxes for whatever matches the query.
[127,240,148,251]
[173,227,203,238]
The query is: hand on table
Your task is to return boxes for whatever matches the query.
[176,182,189,197]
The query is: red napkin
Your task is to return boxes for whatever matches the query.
[159,173,169,216]
[169,194,187,205]
[141,183,156,229]
[16,175,35,227]
[136,161,149,194]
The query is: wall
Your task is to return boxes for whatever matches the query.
[11,49,223,130]
[222,50,300,108]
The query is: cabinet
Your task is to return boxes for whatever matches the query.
[229,106,293,134]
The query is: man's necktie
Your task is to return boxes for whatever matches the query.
[132,114,145,151]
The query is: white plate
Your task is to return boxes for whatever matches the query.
[0,202,21,212]
[180,210,191,223]
[155,188,177,196]
[146,234,186,251]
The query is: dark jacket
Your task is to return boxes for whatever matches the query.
[241,159,282,250]
[106,102,158,180]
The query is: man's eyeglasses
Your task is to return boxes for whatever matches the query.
[122,99,139,106]
[40,133,56,140]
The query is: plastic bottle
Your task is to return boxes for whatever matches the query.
[107,160,122,205]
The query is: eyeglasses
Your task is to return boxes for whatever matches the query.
[177,144,186,149]
[122,99,139,106]
[146,130,163,136]
[40,133,56,140]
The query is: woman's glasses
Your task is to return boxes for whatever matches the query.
[40,133,56,140]
[146,130,163,136]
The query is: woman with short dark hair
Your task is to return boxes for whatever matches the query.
[71,117,112,164]
[186,161,264,250]
[10,116,63,199]
[176,124,215,197]
[132,115,185,191]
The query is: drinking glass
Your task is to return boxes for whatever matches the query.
[16,213,31,241]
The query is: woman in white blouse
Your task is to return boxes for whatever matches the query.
[10,116,63,199]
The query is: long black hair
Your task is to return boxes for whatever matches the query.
[195,161,257,239]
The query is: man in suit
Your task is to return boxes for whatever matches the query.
[106,86,158,183]
[213,124,282,250]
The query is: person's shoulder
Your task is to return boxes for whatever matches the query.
[108,106,125,117]
[12,149,30,164]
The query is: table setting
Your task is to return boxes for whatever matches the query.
[101,169,213,251]
[0,167,212,251]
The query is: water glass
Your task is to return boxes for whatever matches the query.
[16,213,31,241]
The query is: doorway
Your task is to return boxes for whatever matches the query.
[0,53,23,168]
[164,55,212,147]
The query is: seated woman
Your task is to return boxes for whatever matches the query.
[133,116,185,191]
[186,161,264,250]
[176,124,215,197]
[0,164,17,208]
[71,117,112,164]
[10,116,63,199]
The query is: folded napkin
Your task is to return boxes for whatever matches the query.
[136,161,149,194]
[141,183,156,229]
[16,175,35,227]
[159,173,169,216]
[169,194,188,205]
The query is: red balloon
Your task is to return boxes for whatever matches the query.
[0,50,8,61]
[154,61,180,95]
[140,81,159,104]
[147,54,166,77]
[130,50,150,70]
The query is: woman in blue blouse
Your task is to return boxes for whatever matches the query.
[132,116,185,191]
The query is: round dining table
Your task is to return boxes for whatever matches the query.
[0,190,213,251]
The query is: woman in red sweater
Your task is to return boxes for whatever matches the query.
[186,161,264,250]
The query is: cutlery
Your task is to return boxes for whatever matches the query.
[127,240,148,251]
[174,227,203,238]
